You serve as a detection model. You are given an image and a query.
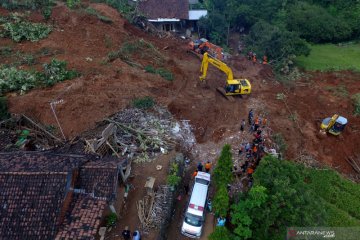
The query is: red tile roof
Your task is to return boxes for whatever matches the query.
[55,195,106,240]
[0,152,121,240]
[0,151,89,172]
[0,172,69,240]
[138,0,189,20]
[78,161,119,201]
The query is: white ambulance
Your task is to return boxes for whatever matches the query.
[181,171,211,238]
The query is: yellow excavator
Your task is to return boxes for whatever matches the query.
[320,114,348,136]
[199,52,251,101]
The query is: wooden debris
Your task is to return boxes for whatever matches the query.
[137,185,173,233]
[346,156,360,174]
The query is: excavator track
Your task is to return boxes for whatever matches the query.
[216,87,235,102]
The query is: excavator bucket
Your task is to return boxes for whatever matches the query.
[216,87,235,102]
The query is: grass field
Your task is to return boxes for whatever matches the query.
[296,43,360,71]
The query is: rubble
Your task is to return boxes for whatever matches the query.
[85,107,193,164]
[137,185,173,233]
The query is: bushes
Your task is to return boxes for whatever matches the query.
[105,212,117,227]
[0,59,79,95]
[132,96,155,110]
[0,14,52,42]
[1,0,54,10]
[0,67,37,95]
[42,59,79,86]
[108,39,164,66]
[145,65,174,81]
[85,7,112,23]
[209,226,233,240]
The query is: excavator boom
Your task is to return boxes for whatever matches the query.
[200,52,233,81]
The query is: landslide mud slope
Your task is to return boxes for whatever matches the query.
[2,4,359,174]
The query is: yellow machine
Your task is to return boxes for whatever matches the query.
[320,114,348,136]
[199,52,251,101]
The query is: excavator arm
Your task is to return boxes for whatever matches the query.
[200,53,234,81]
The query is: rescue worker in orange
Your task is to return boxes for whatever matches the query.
[247,167,254,177]
[254,117,260,131]
[192,169,198,178]
[262,118,267,127]
[252,54,257,65]
[205,161,212,173]
[263,55,268,64]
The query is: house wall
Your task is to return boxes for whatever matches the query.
[151,21,184,32]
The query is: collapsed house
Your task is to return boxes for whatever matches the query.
[137,0,207,34]
[0,151,123,240]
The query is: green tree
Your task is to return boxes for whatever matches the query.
[209,226,233,240]
[231,186,267,239]
[245,20,310,62]
[213,184,229,217]
[286,2,352,43]
[231,156,326,240]
[213,144,233,187]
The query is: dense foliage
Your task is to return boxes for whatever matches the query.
[212,184,229,217]
[0,14,52,42]
[201,0,360,44]
[199,0,360,72]
[0,67,37,95]
[226,155,360,240]
[42,59,79,86]
[213,144,233,187]
[208,226,233,240]
[0,0,54,10]
[132,96,155,109]
[0,59,79,95]
[210,144,233,233]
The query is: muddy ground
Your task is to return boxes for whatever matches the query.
[1,3,360,239]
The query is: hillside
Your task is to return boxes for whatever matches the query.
[1,2,360,239]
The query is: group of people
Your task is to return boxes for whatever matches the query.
[247,51,268,65]
[235,109,268,185]
[192,161,212,177]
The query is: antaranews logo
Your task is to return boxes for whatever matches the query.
[287,227,360,240]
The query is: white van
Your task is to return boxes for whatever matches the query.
[181,171,211,238]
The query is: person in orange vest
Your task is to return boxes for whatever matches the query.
[263,55,268,64]
[254,117,260,131]
[252,54,257,65]
[262,118,267,127]
[205,161,212,173]
[192,169,198,178]
[247,167,254,177]
[253,145,258,159]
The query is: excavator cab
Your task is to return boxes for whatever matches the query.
[225,79,251,95]
[320,114,347,136]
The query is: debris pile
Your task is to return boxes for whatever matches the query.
[137,185,173,233]
[86,107,194,163]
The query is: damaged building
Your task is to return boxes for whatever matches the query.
[0,151,124,240]
[137,0,207,34]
